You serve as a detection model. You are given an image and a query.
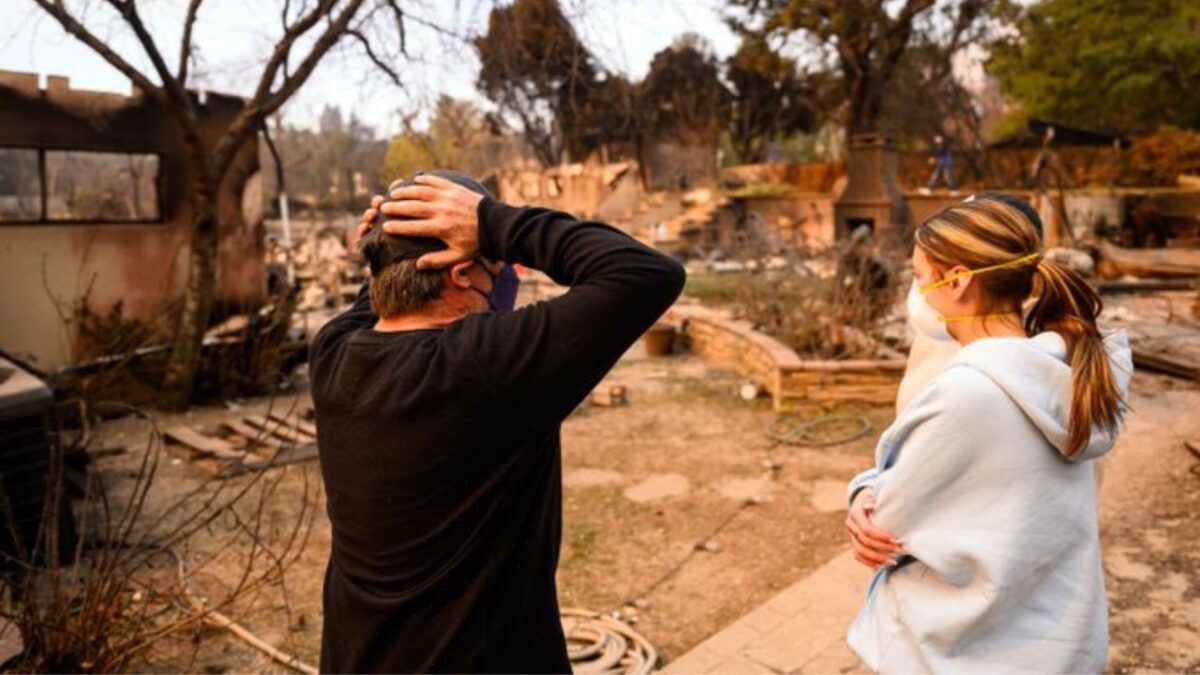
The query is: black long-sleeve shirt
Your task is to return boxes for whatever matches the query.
[310,197,685,673]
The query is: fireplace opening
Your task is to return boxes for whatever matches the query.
[847,217,876,233]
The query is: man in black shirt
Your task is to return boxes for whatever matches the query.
[310,171,685,673]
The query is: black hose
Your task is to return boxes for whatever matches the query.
[764,414,874,447]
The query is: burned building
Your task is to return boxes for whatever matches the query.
[642,139,719,192]
[0,71,264,372]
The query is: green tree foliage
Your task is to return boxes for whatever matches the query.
[987,0,1200,133]
[380,96,482,183]
[380,96,522,184]
[380,134,437,186]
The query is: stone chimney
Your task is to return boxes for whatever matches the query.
[833,132,909,244]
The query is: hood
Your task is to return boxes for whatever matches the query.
[948,329,1133,461]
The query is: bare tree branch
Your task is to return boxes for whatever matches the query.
[106,0,199,125]
[177,0,205,84]
[882,0,934,65]
[209,0,369,180]
[261,0,367,113]
[403,11,471,43]
[383,0,407,55]
[348,29,403,87]
[278,0,294,79]
[253,0,339,105]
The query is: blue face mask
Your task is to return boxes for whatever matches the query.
[471,262,520,311]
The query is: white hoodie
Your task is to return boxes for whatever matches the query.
[896,331,960,413]
[846,330,1133,673]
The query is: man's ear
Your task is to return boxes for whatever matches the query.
[446,260,476,290]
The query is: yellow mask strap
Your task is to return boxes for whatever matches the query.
[920,252,1041,293]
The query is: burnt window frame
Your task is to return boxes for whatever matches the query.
[0,146,45,223]
[0,145,166,226]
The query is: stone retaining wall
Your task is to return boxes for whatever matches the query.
[667,305,904,410]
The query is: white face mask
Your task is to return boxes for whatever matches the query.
[907,280,954,342]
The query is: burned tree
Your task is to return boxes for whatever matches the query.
[725,31,818,164]
[640,35,731,148]
[728,0,997,238]
[880,4,1003,184]
[570,73,640,163]
[474,0,600,165]
[635,35,731,189]
[728,0,994,135]
[31,0,412,408]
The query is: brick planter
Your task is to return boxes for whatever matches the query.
[667,305,904,410]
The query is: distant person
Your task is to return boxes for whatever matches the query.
[843,197,1132,672]
[1029,124,1057,187]
[310,170,685,672]
[920,134,958,195]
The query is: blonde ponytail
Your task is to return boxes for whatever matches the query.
[1025,259,1121,457]
[917,197,1124,458]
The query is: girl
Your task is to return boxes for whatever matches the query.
[845,198,1132,673]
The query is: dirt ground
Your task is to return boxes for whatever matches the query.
[83,346,894,672]
[554,353,892,661]
[78,337,1200,672]
[1100,371,1200,673]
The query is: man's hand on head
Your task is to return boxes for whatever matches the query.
[358,195,384,239]
[379,174,484,270]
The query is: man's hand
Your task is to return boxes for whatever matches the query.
[358,195,384,239]
[378,173,484,270]
[846,488,902,570]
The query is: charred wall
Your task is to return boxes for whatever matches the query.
[0,71,264,370]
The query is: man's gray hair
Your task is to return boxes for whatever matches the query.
[369,259,445,318]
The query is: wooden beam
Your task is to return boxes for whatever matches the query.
[1099,241,1200,279]
[164,426,243,460]
[219,443,319,477]
[244,414,311,444]
[1132,348,1199,380]
[266,411,318,439]
[1097,278,1200,295]
[221,420,288,449]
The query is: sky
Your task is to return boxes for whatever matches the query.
[0,0,740,137]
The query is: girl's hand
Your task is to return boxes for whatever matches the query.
[846,488,902,570]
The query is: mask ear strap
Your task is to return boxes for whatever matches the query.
[473,257,500,283]
[922,268,969,293]
[921,252,1041,293]
[466,260,499,310]
[466,283,494,309]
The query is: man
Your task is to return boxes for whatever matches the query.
[309,170,685,673]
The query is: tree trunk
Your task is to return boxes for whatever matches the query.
[161,172,219,409]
